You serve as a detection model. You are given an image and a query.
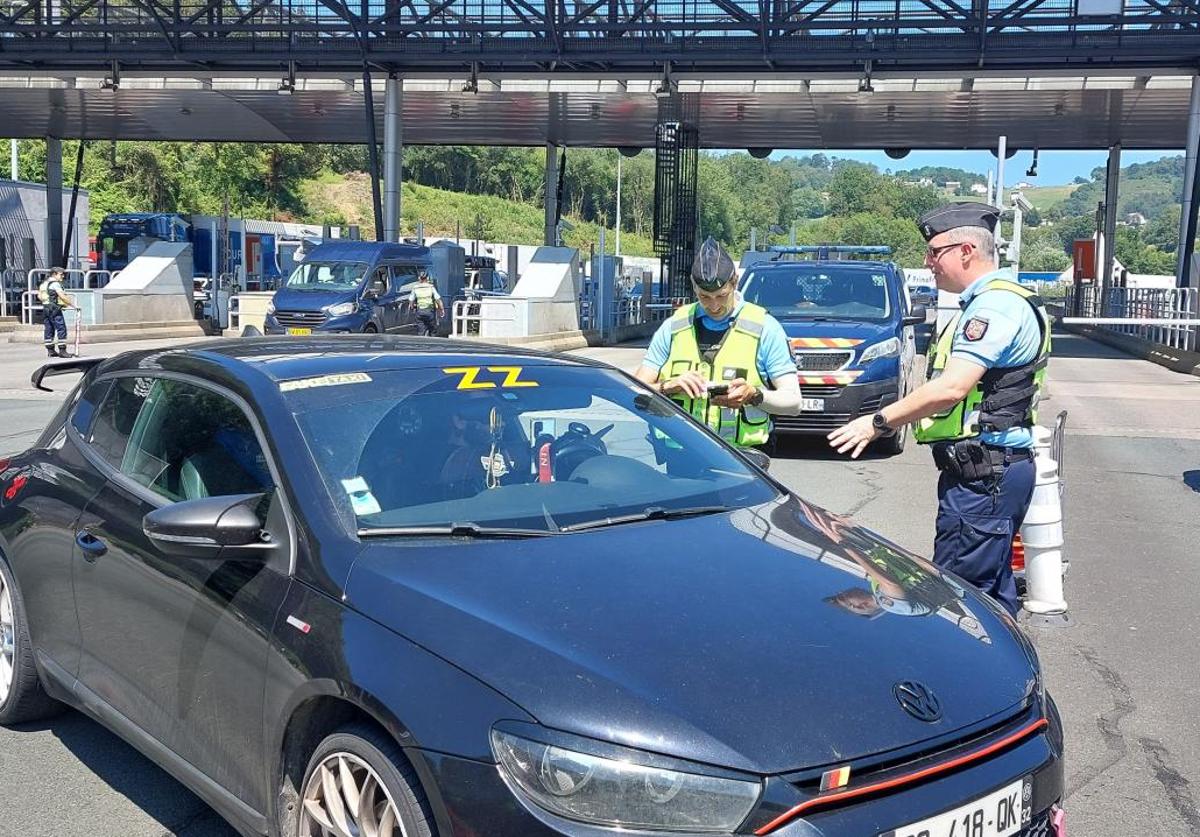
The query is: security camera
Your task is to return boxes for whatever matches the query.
[1012,192,1034,214]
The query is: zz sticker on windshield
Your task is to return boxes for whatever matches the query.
[443,366,540,389]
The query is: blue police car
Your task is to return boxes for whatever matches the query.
[741,246,927,454]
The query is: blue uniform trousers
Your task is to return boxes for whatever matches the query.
[416,310,437,337]
[933,457,1036,617]
[43,307,67,349]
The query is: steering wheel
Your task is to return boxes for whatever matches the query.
[567,421,614,440]
[553,423,615,481]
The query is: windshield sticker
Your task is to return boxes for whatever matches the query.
[340,476,382,515]
[443,366,540,390]
[281,372,372,392]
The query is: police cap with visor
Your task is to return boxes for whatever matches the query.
[691,236,737,292]
[917,202,1000,242]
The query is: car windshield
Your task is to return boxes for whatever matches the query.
[288,365,779,535]
[742,265,893,321]
[284,261,369,292]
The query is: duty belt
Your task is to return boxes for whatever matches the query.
[932,440,1034,480]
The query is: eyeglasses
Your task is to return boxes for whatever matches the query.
[925,242,967,260]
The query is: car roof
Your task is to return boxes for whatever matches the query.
[303,241,431,262]
[95,336,608,386]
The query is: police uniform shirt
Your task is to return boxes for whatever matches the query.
[44,279,67,307]
[950,269,1043,449]
[409,285,441,307]
[641,294,798,383]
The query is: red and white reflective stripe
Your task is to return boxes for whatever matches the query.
[753,718,1050,834]
[797,371,862,385]
[789,337,865,348]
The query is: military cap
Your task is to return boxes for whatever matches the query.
[916,202,1000,242]
[691,236,737,291]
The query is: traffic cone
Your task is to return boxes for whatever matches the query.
[1020,427,1069,622]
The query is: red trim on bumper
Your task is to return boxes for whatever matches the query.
[754,718,1050,835]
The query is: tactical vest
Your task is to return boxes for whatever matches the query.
[413,284,437,311]
[915,278,1051,445]
[663,302,771,447]
[37,279,62,309]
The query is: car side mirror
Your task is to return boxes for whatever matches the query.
[903,304,928,326]
[143,493,274,559]
[741,448,771,472]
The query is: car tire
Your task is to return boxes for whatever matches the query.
[876,422,907,456]
[363,323,379,334]
[0,556,65,725]
[296,724,433,837]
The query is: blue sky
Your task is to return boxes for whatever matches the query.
[767,149,1182,186]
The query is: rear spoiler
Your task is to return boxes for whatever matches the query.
[31,357,104,392]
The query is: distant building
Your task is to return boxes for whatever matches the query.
[1125,212,1148,227]
[969,183,988,195]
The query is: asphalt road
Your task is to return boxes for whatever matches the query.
[1,330,1198,836]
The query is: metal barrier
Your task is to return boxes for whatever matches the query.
[452,298,521,337]
[1050,410,1068,502]
[1064,286,1198,353]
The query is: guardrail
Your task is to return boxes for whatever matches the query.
[1064,286,1198,353]
[452,298,521,337]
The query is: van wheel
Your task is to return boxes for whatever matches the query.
[297,724,433,837]
[876,422,907,456]
[0,556,65,725]
[363,323,378,334]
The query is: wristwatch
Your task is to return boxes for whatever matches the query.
[747,387,764,407]
[872,411,894,435]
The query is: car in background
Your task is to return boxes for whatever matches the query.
[1,339,1064,837]
[741,246,926,454]
[908,282,939,308]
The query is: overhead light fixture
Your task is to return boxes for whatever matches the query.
[278,61,296,94]
[654,63,676,98]
[858,60,874,94]
[462,63,479,94]
[1027,148,1040,178]
[100,61,120,91]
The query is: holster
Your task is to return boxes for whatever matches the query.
[932,440,996,482]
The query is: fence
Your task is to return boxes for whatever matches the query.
[1064,286,1199,353]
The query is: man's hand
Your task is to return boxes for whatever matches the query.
[711,378,758,409]
[660,370,709,399]
[827,414,880,459]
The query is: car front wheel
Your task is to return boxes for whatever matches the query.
[0,556,64,725]
[298,724,433,837]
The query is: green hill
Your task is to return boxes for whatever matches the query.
[1020,184,1080,213]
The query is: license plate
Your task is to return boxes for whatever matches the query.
[286,327,312,336]
[880,777,1031,837]
[801,398,825,412]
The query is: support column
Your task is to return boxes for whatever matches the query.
[1178,75,1200,287]
[544,143,559,246]
[383,76,403,243]
[1102,144,1121,293]
[45,137,63,269]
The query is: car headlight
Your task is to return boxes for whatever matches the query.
[491,730,761,832]
[265,301,276,316]
[859,337,901,364]
[325,301,357,317]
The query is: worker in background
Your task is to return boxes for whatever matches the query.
[410,271,444,337]
[827,203,1051,617]
[37,267,75,358]
[635,237,801,447]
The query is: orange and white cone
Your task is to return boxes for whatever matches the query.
[1021,426,1068,617]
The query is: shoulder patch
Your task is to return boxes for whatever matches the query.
[962,317,989,342]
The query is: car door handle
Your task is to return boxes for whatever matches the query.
[75,531,107,561]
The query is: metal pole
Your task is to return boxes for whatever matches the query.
[383,76,403,243]
[1178,75,1200,285]
[615,153,622,258]
[362,69,384,241]
[10,139,17,180]
[544,143,558,246]
[45,138,63,269]
[986,169,994,207]
[996,136,1007,210]
[1102,145,1121,294]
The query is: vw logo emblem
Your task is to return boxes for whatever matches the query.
[894,681,942,722]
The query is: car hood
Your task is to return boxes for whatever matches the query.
[345,497,1037,774]
[779,319,896,344]
[271,287,357,311]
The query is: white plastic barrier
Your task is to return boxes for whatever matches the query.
[1020,418,1069,619]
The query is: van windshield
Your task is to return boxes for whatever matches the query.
[284,261,369,292]
[741,265,893,321]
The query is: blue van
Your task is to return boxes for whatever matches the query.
[739,246,928,454]
[265,242,435,336]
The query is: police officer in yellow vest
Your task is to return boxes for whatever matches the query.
[37,267,75,358]
[635,237,801,447]
[828,203,1050,616]
[409,271,444,337]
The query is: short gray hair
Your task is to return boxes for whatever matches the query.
[944,226,996,263]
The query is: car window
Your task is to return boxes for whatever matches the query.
[289,365,779,534]
[120,379,275,503]
[284,261,368,292]
[71,380,112,437]
[86,377,151,469]
[389,264,421,295]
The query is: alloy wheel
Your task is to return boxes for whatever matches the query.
[0,571,14,705]
[300,751,407,837]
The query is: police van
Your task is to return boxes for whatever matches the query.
[739,246,928,454]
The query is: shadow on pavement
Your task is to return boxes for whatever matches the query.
[14,709,236,836]
[766,433,899,463]
[1048,331,1131,360]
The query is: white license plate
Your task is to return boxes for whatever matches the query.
[801,398,826,412]
[880,777,1031,837]
[286,327,312,336]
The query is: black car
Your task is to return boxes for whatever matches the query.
[0,338,1064,837]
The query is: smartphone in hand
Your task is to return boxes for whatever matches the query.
[706,383,730,396]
